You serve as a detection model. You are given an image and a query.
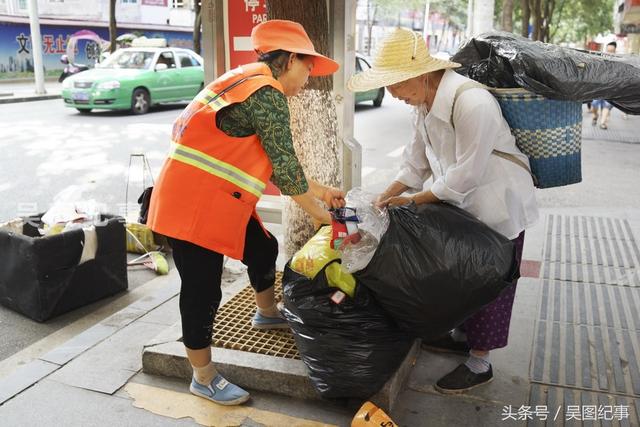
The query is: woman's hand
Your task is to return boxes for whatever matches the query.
[322,186,346,209]
[378,195,414,208]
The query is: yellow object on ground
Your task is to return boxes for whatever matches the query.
[290,226,356,297]
[351,401,398,427]
[125,222,158,254]
[125,382,337,427]
[128,251,169,275]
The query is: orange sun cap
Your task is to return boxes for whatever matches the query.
[251,19,339,77]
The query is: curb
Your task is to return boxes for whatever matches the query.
[0,95,61,104]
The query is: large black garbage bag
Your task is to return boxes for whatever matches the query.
[452,31,640,114]
[282,261,412,399]
[355,203,519,342]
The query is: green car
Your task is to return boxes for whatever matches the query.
[61,47,204,115]
[355,54,384,107]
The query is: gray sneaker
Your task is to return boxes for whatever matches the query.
[189,374,250,406]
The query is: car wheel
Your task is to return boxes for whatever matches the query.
[76,108,92,114]
[373,88,384,107]
[131,88,150,115]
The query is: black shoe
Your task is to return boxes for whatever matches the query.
[434,363,493,395]
[421,333,470,356]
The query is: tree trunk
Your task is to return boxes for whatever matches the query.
[521,0,530,38]
[366,1,377,56]
[501,0,514,33]
[532,0,541,40]
[266,0,341,258]
[543,0,554,42]
[193,0,202,55]
[109,0,117,53]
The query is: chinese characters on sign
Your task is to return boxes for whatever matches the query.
[501,405,630,422]
[16,33,30,54]
[42,35,70,54]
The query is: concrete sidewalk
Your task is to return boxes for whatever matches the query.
[0,80,62,104]
[1,207,638,426]
[1,100,639,426]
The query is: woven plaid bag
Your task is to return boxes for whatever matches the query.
[491,88,582,188]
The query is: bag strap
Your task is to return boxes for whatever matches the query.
[451,81,538,186]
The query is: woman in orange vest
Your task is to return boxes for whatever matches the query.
[147,20,345,406]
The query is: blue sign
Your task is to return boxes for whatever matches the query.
[0,21,195,79]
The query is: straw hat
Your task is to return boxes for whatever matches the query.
[251,20,339,77]
[348,28,460,92]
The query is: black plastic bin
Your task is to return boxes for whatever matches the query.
[0,214,128,322]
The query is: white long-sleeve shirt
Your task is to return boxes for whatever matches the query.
[395,69,539,239]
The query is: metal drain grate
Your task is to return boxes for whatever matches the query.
[539,280,640,330]
[527,384,640,427]
[531,320,640,397]
[212,272,300,360]
[543,215,640,286]
[544,215,640,268]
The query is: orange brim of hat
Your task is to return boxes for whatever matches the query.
[291,48,339,76]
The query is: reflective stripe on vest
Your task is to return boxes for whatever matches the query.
[168,142,267,198]
[196,88,230,112]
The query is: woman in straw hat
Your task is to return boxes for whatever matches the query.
[148,20,345,405]
[348,28,538,394]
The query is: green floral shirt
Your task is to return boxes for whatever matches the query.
[215,86,309,196]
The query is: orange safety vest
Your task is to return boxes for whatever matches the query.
[147,62,282,259]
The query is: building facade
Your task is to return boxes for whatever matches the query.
[616,0,640,53]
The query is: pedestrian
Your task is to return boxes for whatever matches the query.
[591,41,618,130]
[348,28,539,394]
[147,20,345,406]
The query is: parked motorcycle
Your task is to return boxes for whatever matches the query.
[58,55,89,82]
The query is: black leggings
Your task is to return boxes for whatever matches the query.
[169,217,278,350]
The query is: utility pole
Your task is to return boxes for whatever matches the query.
[422,0,430,41]
[27,0,46,94]
[466,0,474,38]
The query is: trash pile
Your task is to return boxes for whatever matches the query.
[452,31,640,114]
[282,188,518,399]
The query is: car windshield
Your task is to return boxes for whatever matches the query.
[100,50,155,69]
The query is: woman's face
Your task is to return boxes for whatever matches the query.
[387,74,428,106]
[279,54,314,96]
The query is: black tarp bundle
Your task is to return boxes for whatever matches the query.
[355,203,519,342]
[282,261,412,399]
[452,31,640,114]
[0,214,128,322]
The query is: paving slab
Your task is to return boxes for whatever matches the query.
[0,378,195,427]
[511,277,543,321]
[136,296,180,327]
[393,388,520,427]
[38,322,120,366]
[0,359,59,405]
[48,320,167,395]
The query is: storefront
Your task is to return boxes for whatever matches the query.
[621,0,640,53]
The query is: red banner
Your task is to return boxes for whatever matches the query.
[226,0,267,70]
